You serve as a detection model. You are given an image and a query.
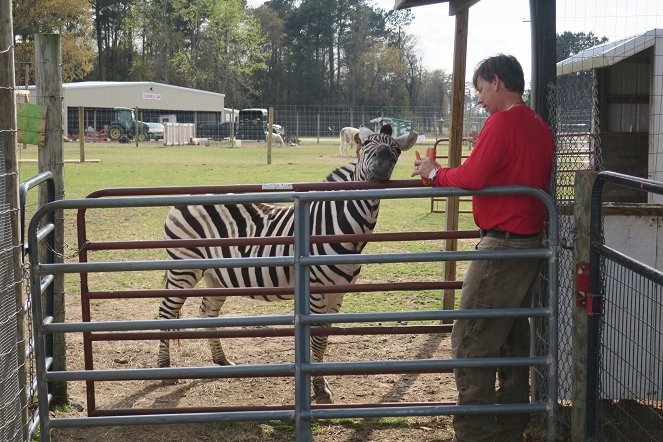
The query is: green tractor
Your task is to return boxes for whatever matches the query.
[109,107,151,142]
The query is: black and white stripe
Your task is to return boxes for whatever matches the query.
[157,126,418,403]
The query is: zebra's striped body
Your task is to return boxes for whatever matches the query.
[158,127,418,403]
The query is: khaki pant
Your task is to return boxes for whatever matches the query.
[451,234,544,442]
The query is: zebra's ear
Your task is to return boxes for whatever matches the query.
[395,131,418,151]
[358,127,373,143]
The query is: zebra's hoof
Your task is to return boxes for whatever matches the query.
[314,392,333,404]
[313,379,333,404]
[215,359,235,366]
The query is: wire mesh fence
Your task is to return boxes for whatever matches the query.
[548,70,603,435]
[0,137,26,441]
[597,258,663,440]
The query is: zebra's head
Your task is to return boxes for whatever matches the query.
[355,125,418,182]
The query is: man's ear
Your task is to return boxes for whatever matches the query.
[493,75,502,89]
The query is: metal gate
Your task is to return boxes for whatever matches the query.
[586,171,663,440]
[27,184,559,441]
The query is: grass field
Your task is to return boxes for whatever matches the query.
[17,136,478,315]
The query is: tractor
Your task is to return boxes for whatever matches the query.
[109,107,151,142]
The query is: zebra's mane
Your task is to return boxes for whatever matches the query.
[324,159,358,182]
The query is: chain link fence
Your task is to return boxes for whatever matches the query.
[62,104,488,146]
[548,71,603,434]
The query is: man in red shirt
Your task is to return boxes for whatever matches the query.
[412,54,554,442]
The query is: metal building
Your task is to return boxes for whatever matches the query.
[20,81,233,138]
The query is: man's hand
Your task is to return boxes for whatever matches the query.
[412,157,440,182]
[467,130,480,147]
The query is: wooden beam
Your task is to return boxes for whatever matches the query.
[442,9,469,315]
[449,0,481,15]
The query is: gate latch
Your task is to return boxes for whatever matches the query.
[575,263,590,307]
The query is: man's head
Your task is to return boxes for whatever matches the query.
[472,54,525,94]
[472,54,525,115]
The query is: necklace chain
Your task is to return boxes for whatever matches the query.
[505,100,526,111]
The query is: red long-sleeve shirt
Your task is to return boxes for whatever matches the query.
[432,105,554,234]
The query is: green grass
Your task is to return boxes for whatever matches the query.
[18,138,477,314]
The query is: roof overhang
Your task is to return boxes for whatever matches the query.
[394,0,480,15]
[556,28,662,76]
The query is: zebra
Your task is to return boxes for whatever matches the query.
[157,125,418,404]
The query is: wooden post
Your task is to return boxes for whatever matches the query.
[267,106,273,164]
[78,106,85,162]
[443,9,469,314]
[317,113,320,144]
[571,170,598,441]
[230,108,235,148]
[35,33,67,405]
[1,1,29,437]
[23,64,29,149]
[134,106,139,147]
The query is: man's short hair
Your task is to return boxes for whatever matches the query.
[472,54,525,94]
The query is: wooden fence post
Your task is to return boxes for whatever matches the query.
[267,106,273,164]
[443,8,469,315]
[571,169,598,441]
[78,106,85,162]
[35,33,67,405]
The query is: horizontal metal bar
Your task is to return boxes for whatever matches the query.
[83,230,481,251]
[38,248,551,274]
[49,410,296,428]
[302,356,548,376]
[43,307,549,334]
[44,315,295,333]
[311,402,549,419]
[594,242,663,285]
[299,248,551,266]
[40,274,54,294]
[19,171,54,194]
[47,363,295,382]
[36,223,54,243]
[48,402,549,429]
[46,356,547,383]
[85,281,463,300]
[39,255,294,273]
[597,170,663,195]
[88,325,454,342]
[300,307,551,325]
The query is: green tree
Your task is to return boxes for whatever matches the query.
[13,0,95,82]
[169,0,267,105]
[556,31,609,62]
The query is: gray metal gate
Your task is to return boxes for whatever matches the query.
[586,171,663,440]
[27,184,559,441]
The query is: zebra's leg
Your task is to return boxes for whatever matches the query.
[311,330,333,404]
[157,295,187,368]
[158,268,203,369]
[311,293,344,404]
[201,273,234,366]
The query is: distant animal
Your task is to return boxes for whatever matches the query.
[339,127,360,157]
[157,124,418,404]
[265,132,284,146]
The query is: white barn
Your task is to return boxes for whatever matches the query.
[19,81,236,138]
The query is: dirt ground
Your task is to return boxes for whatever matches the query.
[48,294,549,442]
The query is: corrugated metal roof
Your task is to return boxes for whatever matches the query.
[63,81,224,98]
[556,28,662,76]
